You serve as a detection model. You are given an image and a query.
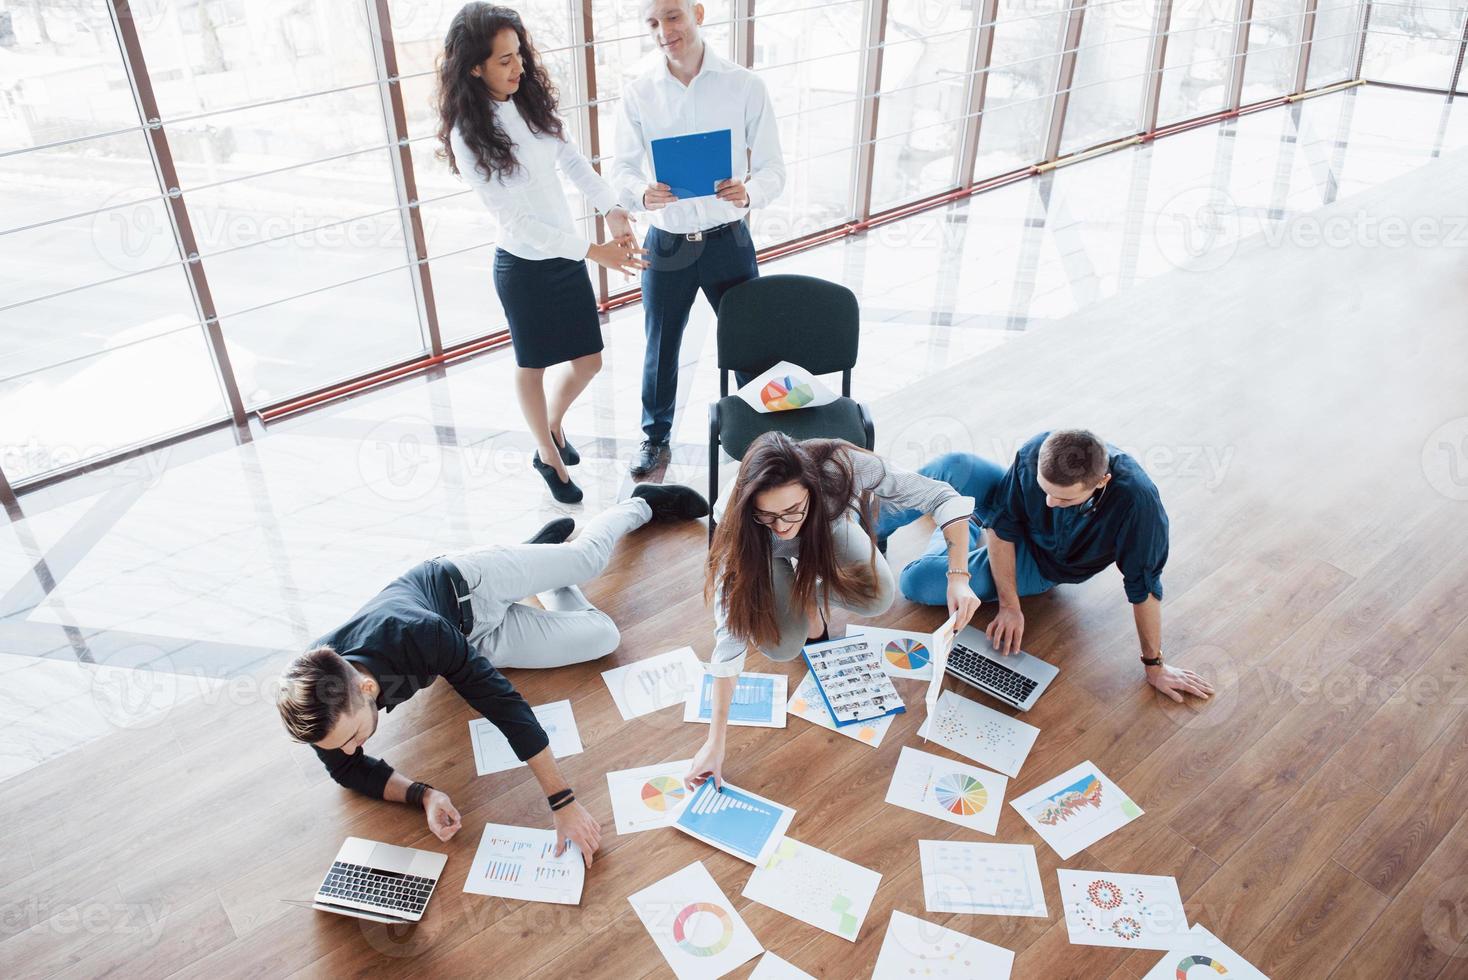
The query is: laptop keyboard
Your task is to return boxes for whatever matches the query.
[948,642,1039,703]
[319,862,434,915]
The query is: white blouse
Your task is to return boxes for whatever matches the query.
[450,97,618,262]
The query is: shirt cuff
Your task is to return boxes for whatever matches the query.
[705,651,746,678]
[933,494,975,530]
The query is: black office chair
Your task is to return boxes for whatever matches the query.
[707,274,875,540]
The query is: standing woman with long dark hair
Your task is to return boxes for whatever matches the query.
[438,3,646,503]
[686,433,983,790]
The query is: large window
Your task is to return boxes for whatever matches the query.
[870,0,977,210]
[10,0,1468,490]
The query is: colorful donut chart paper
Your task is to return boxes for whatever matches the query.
[628,861,762,980]
[1140,923,1271,979]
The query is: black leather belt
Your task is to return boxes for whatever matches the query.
[435,557,474,636]
[673,220,742,242]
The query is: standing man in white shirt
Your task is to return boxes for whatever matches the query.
[612,0,786,477]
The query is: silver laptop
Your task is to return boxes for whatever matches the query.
[945,624,1059,711]
[296,837,448,924]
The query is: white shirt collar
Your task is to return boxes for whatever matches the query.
[655,43,734,88]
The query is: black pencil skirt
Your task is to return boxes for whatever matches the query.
[492,248,604,369]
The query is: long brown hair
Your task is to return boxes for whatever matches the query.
[436,3,565,182]
[707,434,880,650]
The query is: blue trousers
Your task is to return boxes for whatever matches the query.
[640,222,759,443]
[874,452,1057,606]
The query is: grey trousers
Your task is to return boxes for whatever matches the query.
[760,515,896,663]
[442,498,651,669]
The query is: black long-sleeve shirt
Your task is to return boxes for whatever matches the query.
[312,560,549,798]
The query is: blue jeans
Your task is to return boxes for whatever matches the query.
[640,222,759,443]
[874,452,1056,606]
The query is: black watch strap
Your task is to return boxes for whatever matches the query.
[1140,655,1164,667]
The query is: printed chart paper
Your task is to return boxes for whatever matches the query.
[871,910,1014,980]
[851,613,951,680]
[735,360,839,415]
[469,700,583,776]
[463,823,584,905]
[742,837,882,942]
[749,951,816,980]
[886,745,1008,834]
[1009,760,1143,858]
[684,672,787,728]
[1058,869,1188,951]
[672,779,795,865]
[922,612,961,721]
[916,689,1039,777]
[601,647,702,720]
[606,759,694,835]
[787,671,892,747]
[629,861,763,980]
[1140,923,1271,979]
[918,840,1046,917]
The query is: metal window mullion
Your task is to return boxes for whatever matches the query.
[108,0,247,427]
[1448,4,1468,92]
[571,0,608,305]
[853,0,890,221]
[1227,0,1256,110]
[735,0,756,68]
[366,0,442,358]
[1044,0,1090,162]
[959,0,1000,188]
[1353,0,1372,79]
[1294,0,1322,93]
[1142,0,1175,133]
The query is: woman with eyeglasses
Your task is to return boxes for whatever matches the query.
[686,432,982,790]
[437,3,648,503]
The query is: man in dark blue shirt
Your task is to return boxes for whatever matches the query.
[274,484,709,864]
[876,430,1212,703]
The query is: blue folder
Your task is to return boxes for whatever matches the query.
[650,128,733,200]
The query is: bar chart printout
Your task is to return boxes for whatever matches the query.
[673,780,796,865]
[463,823,585,905]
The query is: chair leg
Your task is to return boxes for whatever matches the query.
[708,407,720,546]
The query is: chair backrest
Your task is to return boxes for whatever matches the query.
[715,274,860,388]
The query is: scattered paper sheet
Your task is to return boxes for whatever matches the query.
[886,745,1009,835]
[628,861,763,980]
[1058,868,1188,950]
[918,840,1046,917]
[462,823,584,905]
[802,635,906,726]
[787,671,892,746]
[672,778,795,866]
[872,910,1014,980]
[742,837,882,942]
[1009,760,1144,859]
[469,700,583,776]
[922,612,961,720]
[606,759,694,835]
[1140,923,1271,979]
[749,951,817,980]
[916,689,1039,777]
[684,672,788,728]
[601,647,702,720]
[735,360,839,414]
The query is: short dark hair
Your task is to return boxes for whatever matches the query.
[276,646,358,744]
[1038,429,1109,487]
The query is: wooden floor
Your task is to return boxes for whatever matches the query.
[6,147,1468,978]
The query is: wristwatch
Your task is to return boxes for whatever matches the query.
[1140,654,1164,668]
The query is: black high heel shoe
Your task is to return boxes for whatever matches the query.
[532,453,583,504]
[553,430,580,466]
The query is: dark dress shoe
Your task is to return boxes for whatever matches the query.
[532,453,583,504]
[631,483,710,521]
[554,431,580,467]
[525,517,575,544]
[628,439,670,477]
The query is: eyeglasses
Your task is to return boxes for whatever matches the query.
[752,498,809,527]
